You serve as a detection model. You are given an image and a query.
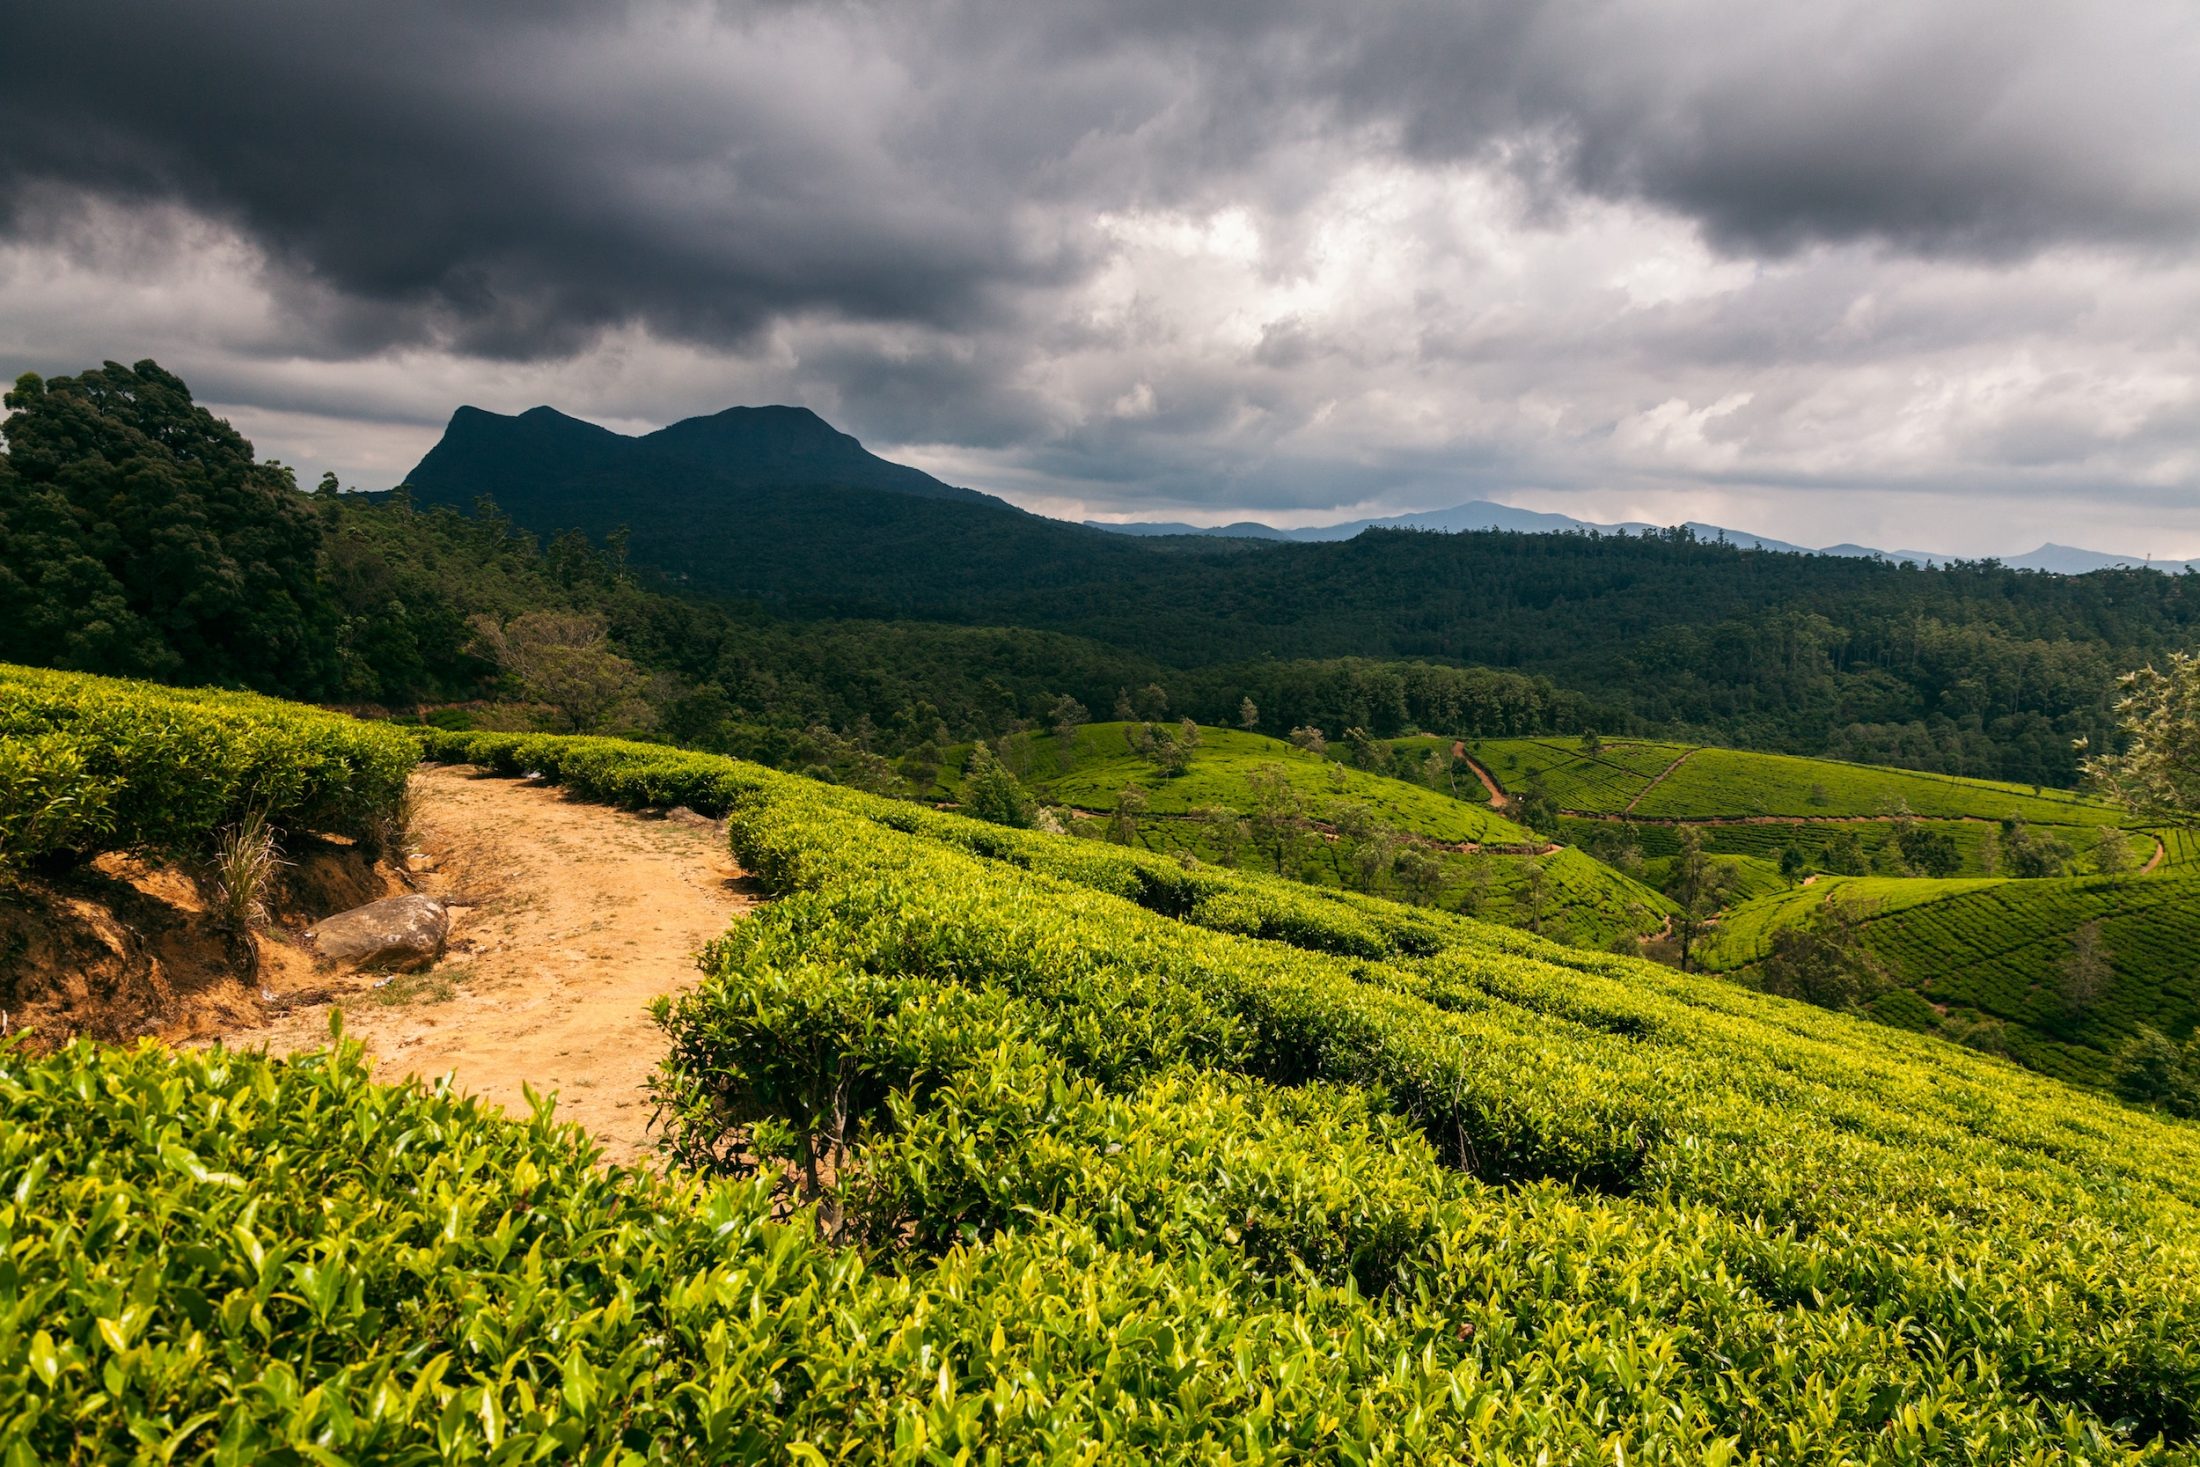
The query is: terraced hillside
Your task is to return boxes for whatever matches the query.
[1465,732,2197,1086]
[949,723,1675,947]
[1467,736,2134,823]
[1465,736,1693,813]
[965,724,1533,841]
[1703,870,2200,1086]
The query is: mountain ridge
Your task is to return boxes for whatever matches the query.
[407,401,1015,517]
[406,398,2196,575]
[1086,502,2192,574]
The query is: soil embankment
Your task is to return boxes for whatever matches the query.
[1,836,402,1048]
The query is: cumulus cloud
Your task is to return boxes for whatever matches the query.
[2,0,2198,554]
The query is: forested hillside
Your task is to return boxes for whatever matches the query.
[0,362,1586,775]
[402,388,2198,785]
[10,360,2197,785]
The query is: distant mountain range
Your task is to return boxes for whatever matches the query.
[1085,503,2200,575]
[402,400,2197,579]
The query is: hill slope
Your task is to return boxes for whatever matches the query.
[14,691,2200,1459]
[1467,736,2134,824]
[1703,867,2200,1086]
[400,399,1154,618]
[1454,737,2196,1087]
[944,723,1673,947]
[408,401,1003,512]
[382,387,2200,788]
[20,363,2199,794]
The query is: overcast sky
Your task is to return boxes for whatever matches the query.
[5,1,2199,555]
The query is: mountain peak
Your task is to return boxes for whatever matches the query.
[402,398,1011,540]
[647,403,860,456]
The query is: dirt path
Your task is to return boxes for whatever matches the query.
[1622,748,1697,816]
[237,765,755,1166]
[1454,742,1511,809]
[2142,836,2167,875]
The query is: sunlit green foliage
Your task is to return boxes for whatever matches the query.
[1705,871,2200,1085]
[1642,747,2125,823]
[409,726,2200,1459]
[956,723,1535,844]
[18,716,2200,1460]
[1464,737,1690,812]
[936,723,1670,945]
[0,664,414,871]
[1471,737,2131,824]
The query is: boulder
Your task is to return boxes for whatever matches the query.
[305,895,449,971]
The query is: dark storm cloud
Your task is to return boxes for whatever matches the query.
[6,1,2192,363]
[3,0,2197,552]
[1294,2,2200,259]
[0,2,1069,357]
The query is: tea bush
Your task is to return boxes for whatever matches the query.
[0,664,414,870]
[424,728,2200,1457]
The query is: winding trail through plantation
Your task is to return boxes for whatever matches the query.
[237,764,756,1166]
[1453,742,1511,808]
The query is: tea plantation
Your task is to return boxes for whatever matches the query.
[1705,870,2200,1086]
[1468,736,2134,824]
[0,663,415,872]
[953,723,1535,843]
[944,723,1673,946]
[9,691,2200,1460]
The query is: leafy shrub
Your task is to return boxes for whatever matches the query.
[0,664,414,872]
[0,732,118,870]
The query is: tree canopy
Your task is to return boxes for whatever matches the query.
[0,362,335,692]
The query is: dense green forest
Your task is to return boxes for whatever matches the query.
[0,363,1599,772]
[396,385,2200,785]
[8,359,2198,791]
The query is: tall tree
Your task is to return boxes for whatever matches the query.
[1245,764,1307,874]
[1663,827,1730,972]
[1049,695,1088,770]
[963,744,1036,829]
[0,361,338,692]
[1757,899,1887,1011]
[2058,921,2113,1017]
[1392,844,1444,906]
[470,611,650,733]
[1519,855,1553,935]
[1510,781,1558,840]
[2085,650,2200,825]
[1107,784,1150,846]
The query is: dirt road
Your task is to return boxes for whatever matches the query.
[239,764,754,1166]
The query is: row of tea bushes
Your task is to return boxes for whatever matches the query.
[8,1033,1919,1464]
[0,664,413,870]
[410,728,2200,1454]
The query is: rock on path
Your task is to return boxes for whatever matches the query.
[238,762,756,1166]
